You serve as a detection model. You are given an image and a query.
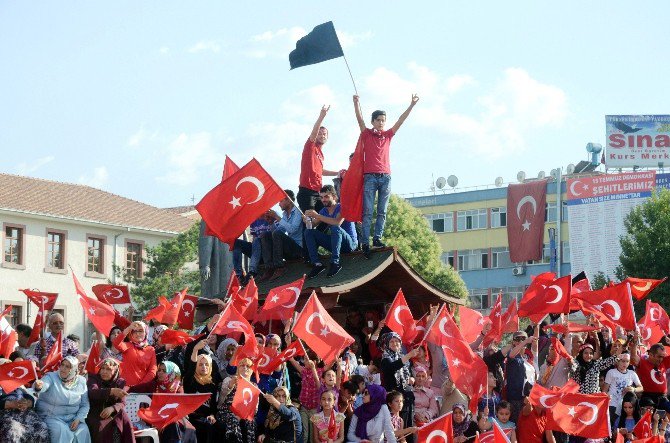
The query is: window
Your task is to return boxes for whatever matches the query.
[468,289,490,310]
[457,249,489,271]
[87,235,105,275]
[562,241,571,263]
[1,305,22,327]
[561,201,569,222]
[125,241,143,278]
[545,203,557,222]
[456,209,487,231]
[45,229,67,271]
[491,286,526,309]
[490,207,507,228]
[527,243,551,265]
[3,224,25,267]
[491,247,513,268]
[425,213,454,233]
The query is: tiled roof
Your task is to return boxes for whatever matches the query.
[0,173,194,233]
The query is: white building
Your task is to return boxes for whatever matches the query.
[0,173,194,344]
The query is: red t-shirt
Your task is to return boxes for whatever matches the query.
[516,408,547,442]
[361,128,395,174]
[637,355,670,394]
[299,139,324,192]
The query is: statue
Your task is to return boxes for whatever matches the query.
[198,220,235,299]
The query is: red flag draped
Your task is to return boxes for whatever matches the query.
[91,284,131,305]
[265,340,307,373]
[231,377,261,420]
[160,330,205,347]
[40,332,63,375]
[500,298,519,334]
[633,411,653,440]
[0,360,37,393]
[573,282,637,331]
[506,179,548,262]
[416,412,453,443]
[459,306,486,343]
[21,289,59,310]
[644,299,670,333]
[339,135,364,222]
[231,278,258,321]
[253,346,280,375]
[255,276,305,322]
[624,277,666,301]
[0,306,18,358]
[519,274,572,323]
[74,272,116,336]
[528,380,580,409]
[293,292,354,365]
[85,341,102,374]
[383,289,418,345]
[551,337,573,361]
[27,305,47,347]
[546,392,610,438]
[138,393,211,429]
[177,294,199,330]
[196,159,286,246]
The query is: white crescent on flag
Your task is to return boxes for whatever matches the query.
[236,176,266,204]
[516,195,538,219]
[305,313,325,335]
[158,403,179,418]
[281,287,300,308]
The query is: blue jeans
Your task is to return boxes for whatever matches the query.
[305,226,357,265]
[362,173,391,244]
[232,238,262,274]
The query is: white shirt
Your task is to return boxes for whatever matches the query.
[347,404,397,443]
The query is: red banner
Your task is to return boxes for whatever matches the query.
[506,180,547,262]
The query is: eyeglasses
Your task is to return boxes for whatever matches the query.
[513,337,525,341]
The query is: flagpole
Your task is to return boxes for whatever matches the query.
[342,55,359,95]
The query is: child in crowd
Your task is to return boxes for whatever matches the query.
[316,366,342,411]
[355,358,381,385]
[479,401,516,441]
[288,352,323,442]
[387,390,418,443]
[310,390,345,443]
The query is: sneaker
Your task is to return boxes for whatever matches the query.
[269,266,286,281]
[307,263,326,279]
[327,263,342,278]
[372,238,386,248]
[362,244,371,259]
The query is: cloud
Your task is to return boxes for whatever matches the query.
[127,125,158,148]
[188,40,222,54]
[159,46,170,55]
[336,30,373,49]
[155,132,225,186]
[79,167,109,189]
[246,26,371,58]
[16,155,55,175]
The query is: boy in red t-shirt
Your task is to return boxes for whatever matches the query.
[353,94,419,258]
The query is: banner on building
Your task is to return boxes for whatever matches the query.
[567,171,655,279]
[606,115,670,168]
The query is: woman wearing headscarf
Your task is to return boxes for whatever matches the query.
[347,384,396,443]
[569,333,620,394]
[216,357,257,443]
[151,325,169,365]
[34,356,91,443]
[96,327,123,361]
[379,332,420,442]
[0,358,50,443]
[451,403,478,443]
[184,340,219,443]
[113,321,157,387]
[258,386,303,443]
[215,337,239,378]
[86,358,135,443]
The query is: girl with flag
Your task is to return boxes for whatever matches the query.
[216,357,257,443]
[310,390,345,442]
[258,386,303,443]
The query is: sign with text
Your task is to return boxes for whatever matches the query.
[567,171,655,279]
[606,115,670,168]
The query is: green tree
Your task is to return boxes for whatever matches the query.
[591,271,612,290]
[381,194,468,300]
[618,188,670,305]
[121,222,201,312]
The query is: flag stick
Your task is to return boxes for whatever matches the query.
[342,55,359,95]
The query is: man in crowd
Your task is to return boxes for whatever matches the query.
[33,312,79,365]
[15,323,36,358]
[353,94,419,258]
[232,215,273,285]
[304,185,358,279]
[261,189,303,281]
[632,340,670,410]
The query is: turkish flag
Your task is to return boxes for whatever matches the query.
[253,346,279,375]
[144,296,170,323]
[205,156,241,237]
[210,304,255,339]
[160,330,205,347]
[265,340,307,373]
[552,337,573,361]
[196,158,286,246]
[138,393,211,429]
[85,341,103,374]
[633,411,653,439]
[573,282,637,331]
[576,299,618,332]
[632,437,662,443]
[544,322,600,335]
[27,305,47,346]
[0,360,37,393]
[231,278,258,321]
[231,336,260,365]
[572,271,592,296]
[409,313,429,346]
[77,293,116,337]
[327,408,338,439]
[638,314,667,347]
[519,274,572,323]
[528,379,580,409]
[21,289,59,310]
[501,298,519,334]
[293,292,354,365]
[40,332,63,376]
[162,289,187,326]
[177,294,199,330]
[644,299,670,333]
[547,392,610,438]
[225,270,241,298]
[91,284,131,305]
[416,412,453,443]
[384,289,418,345]
[478,426,514,443]
[624,277,666,301]
[459,306,486,343]
[340,134,364,222]
[255,276,305,322]
[231,377,261,421]
[507,179,547,262]
[483,292,503,347]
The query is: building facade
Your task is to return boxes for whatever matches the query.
[0,174,194,344]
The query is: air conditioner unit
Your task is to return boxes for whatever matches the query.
[512,266,526,276]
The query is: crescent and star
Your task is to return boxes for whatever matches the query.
[516,195,537,231]
[230,176,266,209]
[305,312,329,337]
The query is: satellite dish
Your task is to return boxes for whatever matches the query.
[447,175,459,188]
[517,171,526,183]
[538,171,546,179]
[436,177,447,189]
[494,177,504,187]
[566,163,575,174]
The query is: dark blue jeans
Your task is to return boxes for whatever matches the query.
[362,173,391,244]
[305,226,357,265]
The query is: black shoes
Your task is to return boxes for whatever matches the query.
[372,238,386,248]
[307,263,326,279]
[327,263,342,277]
[362,244,371,259]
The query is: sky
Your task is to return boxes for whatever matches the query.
[2,2,669,208]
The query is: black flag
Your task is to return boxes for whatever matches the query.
[289,21,344,70]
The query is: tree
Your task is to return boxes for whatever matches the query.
[618,188,670,305]
[591,271,612,290]
[121,222,201,312]
[381,194,469,300]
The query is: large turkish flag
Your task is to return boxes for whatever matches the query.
[506,179,547,262]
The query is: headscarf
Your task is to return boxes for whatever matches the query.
[381,332,410,390]
[266,333,281,346]
[575,344,596,385]
[452,403,472,436]
[265,386,294,430]
[130,321,150,349]
[152,325,168,345]
[354,384,388,439]
[59,356,80,389]
[157,361,181,393]
[216,338,238,373]
[99,358,121,385]
[194,354,213,386]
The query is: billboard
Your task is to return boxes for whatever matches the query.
[567,171,655,280]
[606,115,670,168]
